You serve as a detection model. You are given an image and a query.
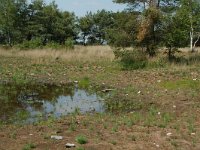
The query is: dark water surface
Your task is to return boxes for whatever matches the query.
[0,84,105,124]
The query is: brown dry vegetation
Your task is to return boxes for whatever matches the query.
[0,46,114,62]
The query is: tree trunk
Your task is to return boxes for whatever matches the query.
[168,46,172,61]
[190,26,194,52]
[193,35,200,52]
[7,32,12,47]
[83,35,86,46]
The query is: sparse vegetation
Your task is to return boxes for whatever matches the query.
[75,135,88,144]
[22,143,36,150]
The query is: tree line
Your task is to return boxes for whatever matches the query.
[0,0,200,59]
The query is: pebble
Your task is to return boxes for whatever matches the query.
[51,135,63,140]
[166,133,172,136]
[153,143,160,148]
[191,133,196,136]
[156,144,160,148]
[157,80,161,83]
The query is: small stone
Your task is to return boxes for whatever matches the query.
[29,134,33,136]
[166,133,172,136]
[158,112,161,115]
[138,91,141,94]
[191,133,196,135]
[173,105,176,108]
[66,143,76,148]
[157,80,161,83]
[125,94,129,96]
[51,135,63,140]
[156,144,160,148]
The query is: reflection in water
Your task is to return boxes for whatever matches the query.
[0,84,105,124]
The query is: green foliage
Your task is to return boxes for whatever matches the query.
[114,48,147,70]
[65,38,74,49]
[0,0,76,48]
[17,38,43,50]
[147,58,167,68]
[106,12,138,48]
[44,42,62,49]
[161,79,200,91]
[15,110,30,121]
[110,140,117,145]
[75,135,88,144]
[158,113,173,128]
[161,13,189,60]
[22,143,36,150]
[78,77,90,89]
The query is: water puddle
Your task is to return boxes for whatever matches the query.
[0,84,105,124]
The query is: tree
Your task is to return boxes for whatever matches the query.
[106,11,139,48]
[177,0,200,52]
[78,12,94,45]
[93,10,114,44]
[0,0,17,46]
[26,0,46,41]
[14,0,29,43]
[161,13,189,60]
[113,0,181,57]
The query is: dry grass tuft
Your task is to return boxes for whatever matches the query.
[0,46,115,62]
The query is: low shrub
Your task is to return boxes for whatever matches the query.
[75,135,88,144]
[114,48,148,70]
[17,38,43,50]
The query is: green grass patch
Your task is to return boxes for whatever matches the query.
[75,135,88,144]
[22,143,36,150]
[161,79,200,91]
[78,77,90,89]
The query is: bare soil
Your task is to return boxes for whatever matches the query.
[0,53,200,150]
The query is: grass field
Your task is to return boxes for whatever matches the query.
[0,46,200,150]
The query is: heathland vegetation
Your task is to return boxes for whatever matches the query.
[1,0,200,150]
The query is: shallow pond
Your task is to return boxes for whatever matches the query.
[0,83,105,124]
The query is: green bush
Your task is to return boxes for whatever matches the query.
[65,38,74,49]
[78,77,90,89]
[114,49,147,70]
[45,42,62,49]
[44,39,74,50]
[147,58,167,68]
[22,143,36,150]
[75,135,88,144]
[17,38,43,50]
